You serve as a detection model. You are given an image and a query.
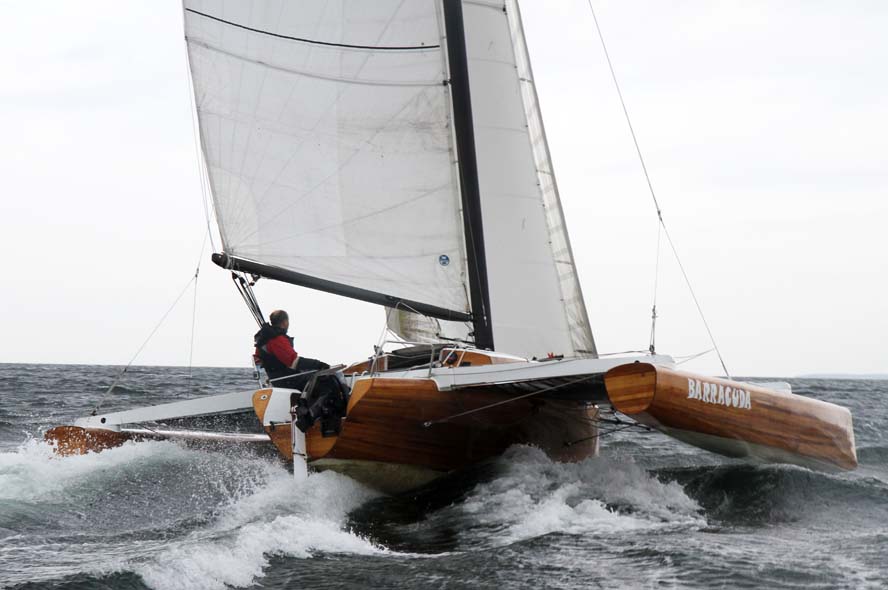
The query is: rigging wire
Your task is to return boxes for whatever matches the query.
[187,234,208,389]
[92,234,208,415]
[91,272,200,416]
[675,348,716,365]
[585,0,731,378]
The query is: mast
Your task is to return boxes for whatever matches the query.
[441,0,494,351]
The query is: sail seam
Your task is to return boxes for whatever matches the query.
[185,8,441,51]
[187,39,442,87]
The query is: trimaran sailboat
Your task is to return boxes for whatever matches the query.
[46,0,857,492]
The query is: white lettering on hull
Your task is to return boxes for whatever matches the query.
[687,378,752,410]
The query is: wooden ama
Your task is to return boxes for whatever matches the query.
[604,362,857,471]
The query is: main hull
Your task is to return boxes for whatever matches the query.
[254,377,599,492]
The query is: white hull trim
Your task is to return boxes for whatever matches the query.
[75,389,258,431]
[119,427,270,444]
[361,354,675,390]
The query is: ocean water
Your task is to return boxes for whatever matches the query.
[1,363,886,589]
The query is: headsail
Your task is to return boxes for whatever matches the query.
[460,0,596,358]
[185,0,596,358]
[390,1,596,358]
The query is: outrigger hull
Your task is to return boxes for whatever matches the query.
[603,362,857,471]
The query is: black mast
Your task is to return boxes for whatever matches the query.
[442,0,494,351]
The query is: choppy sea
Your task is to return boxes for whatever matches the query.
[1,363,886,589]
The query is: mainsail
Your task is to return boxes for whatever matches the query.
[185,0,596,359]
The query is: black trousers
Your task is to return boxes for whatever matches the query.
[268,356,330,390]
[295,356,329,373]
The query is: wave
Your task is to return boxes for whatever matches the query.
[350,445,704,553]
[0,440,385,590]
[133,470,384,590]
[857,445,888,466]
[656,462,888,527]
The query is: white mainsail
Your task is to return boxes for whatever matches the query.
[185,0,596,359]
[185,0,469,315]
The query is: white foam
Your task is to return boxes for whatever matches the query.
[1,439,707,588]
[1,438,389,590]
[0,438,373,586]
[0,438,193,501]
[134,470,385,590]
[461,445,704,544]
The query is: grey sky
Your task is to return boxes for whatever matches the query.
[1,1,885,377]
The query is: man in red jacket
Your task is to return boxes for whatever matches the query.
[254,310,328,388]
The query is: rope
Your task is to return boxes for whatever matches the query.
[422,374,597,427]
[586,1,731,379]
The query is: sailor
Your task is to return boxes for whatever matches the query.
[254,309,329,389]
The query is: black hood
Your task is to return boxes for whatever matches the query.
[254,323,286,348]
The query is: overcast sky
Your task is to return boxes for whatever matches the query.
[1,1,885,377]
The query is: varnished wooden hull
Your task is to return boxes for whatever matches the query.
[44,357,858,486]
[45,425,134,456]
[604,362,857,471]
[257,377,599,483]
